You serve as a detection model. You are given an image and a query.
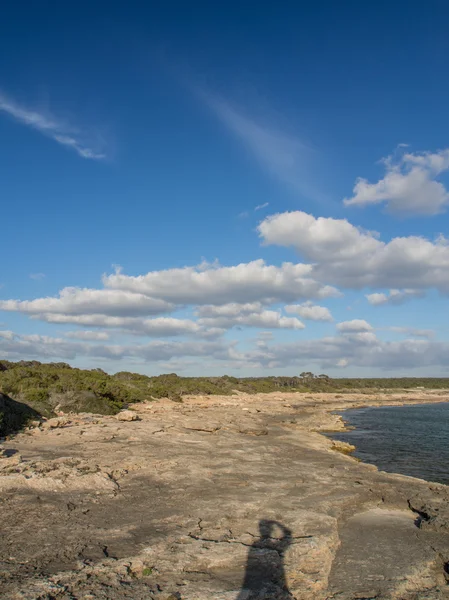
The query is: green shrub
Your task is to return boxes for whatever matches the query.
[22,388,50,403]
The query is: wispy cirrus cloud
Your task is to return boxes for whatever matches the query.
[238,202,269,219]
[196,90,325,202]
[0,91,106,160]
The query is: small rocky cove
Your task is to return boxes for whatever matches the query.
[329,402,449,486]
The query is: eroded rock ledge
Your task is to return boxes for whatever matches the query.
[0,391,448,599]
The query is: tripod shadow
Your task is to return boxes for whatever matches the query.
[236,519,294,599]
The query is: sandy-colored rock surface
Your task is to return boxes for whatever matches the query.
[0,391,448,599]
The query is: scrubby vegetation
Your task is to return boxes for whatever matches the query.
[0,359,448,431]
[0,361,139,418]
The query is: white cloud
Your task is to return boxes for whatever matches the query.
[198,310,305,330]
[0,91,106,160]
[104,316,202,337]
[29,273,45,281]
[104,260,338,305]
[365,292,388,305]
[337,319,373,333]
[0,261,337,340]
[258,210,449,292]
[197,302,305,331]
[336,321,434,342]
[0,331,235,363]
[39,314,203,337]
[366,289,425,305]
[196,327,226,339]
[0,330,15,340]
[336,359,349,368]
[2,205,448,373]
[343,149,449,215]
[0,323,446,374]
[255,202,269,211]
[285,302,333,322]
[64,330,110,341]
[388,326,435,339]
[239,329,449,372]
[0,262,337,334]
[0,288,174,317]
[196,302,263,318]
[259,211,380,263]
[257,331,274,341]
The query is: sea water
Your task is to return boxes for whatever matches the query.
[331,402,449,485]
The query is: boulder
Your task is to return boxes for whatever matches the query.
[116,410,140,422]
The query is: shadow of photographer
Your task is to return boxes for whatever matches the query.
[236,519,294,599]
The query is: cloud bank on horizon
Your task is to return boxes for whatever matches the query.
[1,196,448,375]
[0,80,447,375]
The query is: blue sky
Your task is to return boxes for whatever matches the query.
[2,1,449,376]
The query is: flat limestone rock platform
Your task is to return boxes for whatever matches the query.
[0,391,448,599]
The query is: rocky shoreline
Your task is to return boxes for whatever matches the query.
[324,400,449,486]
[0,390,448,599]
